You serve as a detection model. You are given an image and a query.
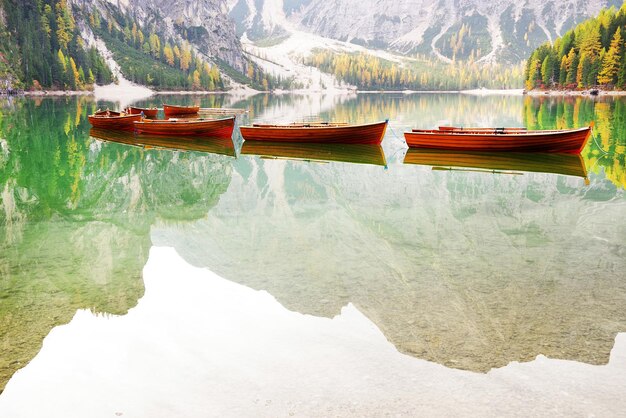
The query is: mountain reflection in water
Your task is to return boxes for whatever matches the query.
[1,247,624,417]
[153,152,626,371]
[0,98,233,391]
[0,94,625,392]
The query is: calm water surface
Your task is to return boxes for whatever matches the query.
[0,93,625,415]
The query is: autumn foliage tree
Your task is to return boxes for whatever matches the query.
[308,50,523,91]
[526,4,626,90]
[598,28,623,85]
[1,0,112,90]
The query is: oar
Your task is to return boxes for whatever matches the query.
[431,166,523,175]
[259,156,329,164]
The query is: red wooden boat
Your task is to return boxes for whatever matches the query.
[126,106,159,118]
[163,104,200,117]
[404,126,592,154]
[239,120,388,144]
[134,116,235,138]
[88,110,142,131]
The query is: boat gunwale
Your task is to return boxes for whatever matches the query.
[127,106,159,113]
[89,113,139,119]
[134,116,235,127]
[243,120,388,131]
[163,104,200,111]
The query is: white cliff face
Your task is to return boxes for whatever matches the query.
[230,0,622,63]
[147,0,246,70]
[73,0,247,72]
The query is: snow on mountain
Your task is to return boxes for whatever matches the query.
[241,28,408,92]
[229,0,623,63]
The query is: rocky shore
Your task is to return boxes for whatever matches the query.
[525,89,626,97]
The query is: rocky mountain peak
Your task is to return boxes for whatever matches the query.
[229,0,622,63]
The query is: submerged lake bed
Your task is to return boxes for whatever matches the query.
[0,93,625,416]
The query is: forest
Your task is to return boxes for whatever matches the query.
[0,0,225,91]
[307,51,524,91]
[0,0,112,90]
[0,0,289,91]
[525,4,626,90]
[90,3,233,91]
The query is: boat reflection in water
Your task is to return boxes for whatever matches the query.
[89,128,236,157]
[241,141,387,167]
[403,148,588,180]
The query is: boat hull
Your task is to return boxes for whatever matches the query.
[240,120,388,145]
[163,104,200,117]
[88,114,142,131]
[404,127,591,154]
[134,116,235,138]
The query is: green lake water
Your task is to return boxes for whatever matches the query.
[0,93,625,394]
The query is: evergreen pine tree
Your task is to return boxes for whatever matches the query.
[617,52,626,88]
[559,55,568,85]
[541,54,556,86]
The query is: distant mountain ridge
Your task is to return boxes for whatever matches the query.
[228,0,623,63]
[3,0,623,91]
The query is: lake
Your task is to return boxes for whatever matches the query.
[0,93,625,416]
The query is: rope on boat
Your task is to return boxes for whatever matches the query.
[386,123,407,167]
[385,147,404,168]
[590,128,611,155]
[387,124,405,144]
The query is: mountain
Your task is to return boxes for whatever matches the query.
[3,0,622,91]
[91,0,246,72]
[229,0,623,63]
[0,0,254,91]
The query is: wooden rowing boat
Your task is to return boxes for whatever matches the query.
[163,104,200,117]
[239,120,388,144]
[403,149,588,178]
[241,141,387,167]
[88,110,142,131]
[134,116,235,138]
[126,106,159,118]
[89,128,236,157]
[404,126,592,154]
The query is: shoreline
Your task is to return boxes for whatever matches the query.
[14,88,524,96]
[526,89,626,97]
[14,87,626,99]
[21,90,93,97]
